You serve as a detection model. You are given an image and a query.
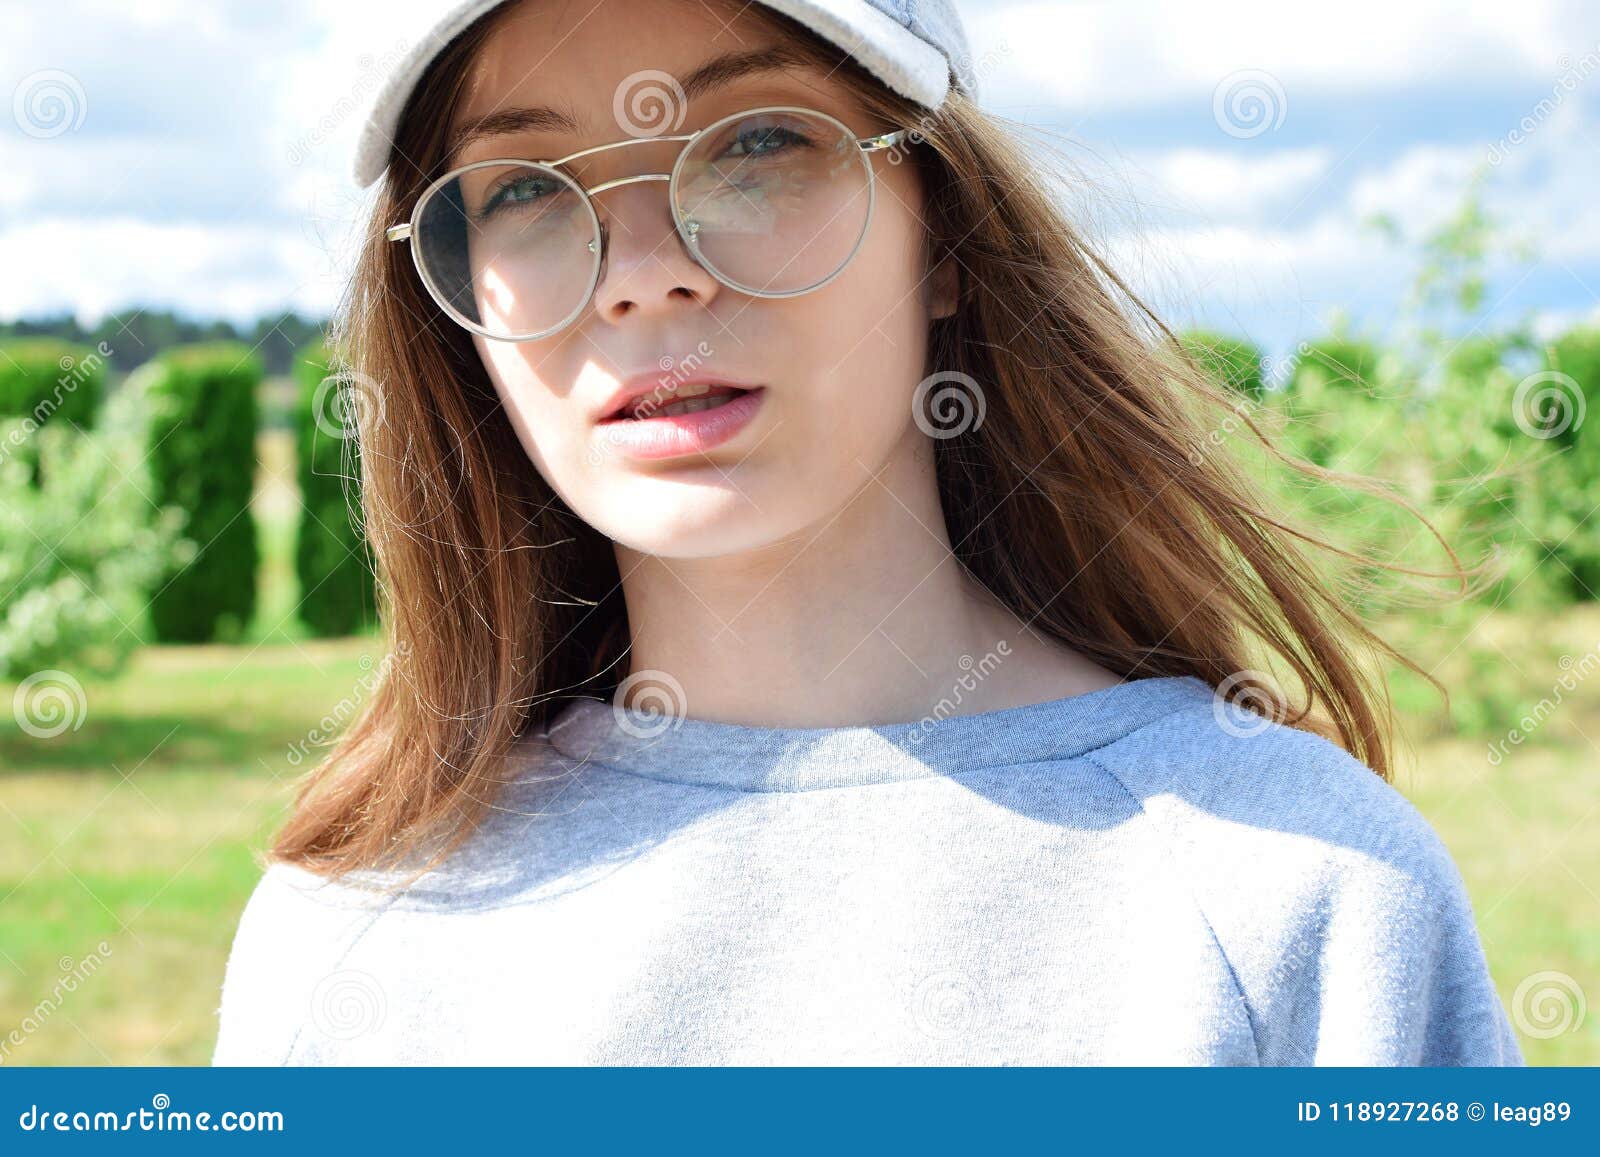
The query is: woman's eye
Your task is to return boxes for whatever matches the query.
[481,175,554,216]
[725,125,808,160]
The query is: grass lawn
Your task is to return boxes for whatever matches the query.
[0,637,382,1064]
[0,424,1594,1064]
[1389,606,1600,1067]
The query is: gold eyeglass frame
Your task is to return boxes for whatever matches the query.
[385,104,914,342]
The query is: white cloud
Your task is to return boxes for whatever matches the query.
[1107,215,1404,341]
[0,218,340,326]
[1114,147,1334,221]
[971,0,1594,111]
[1345,143,1486,233]
[1532,301,1600,341]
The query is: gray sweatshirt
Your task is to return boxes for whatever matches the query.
[210,674,1524,1065]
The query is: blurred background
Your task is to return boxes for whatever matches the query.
[1,0,1596,1065]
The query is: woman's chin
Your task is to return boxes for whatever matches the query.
[588,480,780,558]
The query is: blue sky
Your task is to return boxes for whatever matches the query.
[4,0,1597,366]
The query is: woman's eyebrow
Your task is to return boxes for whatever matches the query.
[446,44,818,161]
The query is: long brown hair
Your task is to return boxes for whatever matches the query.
[271,0,1472,882]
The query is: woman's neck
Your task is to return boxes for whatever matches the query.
[609,436,1120,728]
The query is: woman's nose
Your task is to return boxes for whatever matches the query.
[587,181,722,325]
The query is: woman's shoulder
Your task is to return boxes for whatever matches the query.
[209,735,593,1064]
[1083,691,1522,1064]
[1088,687,1449,884]
[210,860,400,1065]
[1078,687,1478,942]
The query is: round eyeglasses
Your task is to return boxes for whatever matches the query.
[386,105,914,342]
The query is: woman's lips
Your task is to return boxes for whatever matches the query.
[591,386,766,461]
[610,382,746,421]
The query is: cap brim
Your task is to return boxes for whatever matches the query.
[351,0,953,189]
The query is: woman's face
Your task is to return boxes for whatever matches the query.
[452,0,956,558]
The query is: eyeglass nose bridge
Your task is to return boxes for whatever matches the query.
[557,131,688,208]
[559,130,719,261]
[572,171,716,279]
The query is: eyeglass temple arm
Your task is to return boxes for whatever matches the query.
[857,128,912,153]
[385,126,916,243]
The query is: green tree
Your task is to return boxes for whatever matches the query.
[0,384,192,678]
[293,342,378,637]
[130,345,262,643]
[1537,325,1600,598]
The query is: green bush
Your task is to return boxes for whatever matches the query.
[1539,325,1600,598]
[0,339,108,486]
[1417,335,1559,609]
[0,338,105,429]
[1289,337,1386,394]
[131,344,261,643]
[292,342,377,637]
[1177,331,1265,400]
[0,385,193,679]
[1275,336,1394,472]
[1253,327,1561,618]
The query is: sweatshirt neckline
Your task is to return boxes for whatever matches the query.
[541,674,1215,792]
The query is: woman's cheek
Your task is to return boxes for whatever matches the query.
[472,344,574,491]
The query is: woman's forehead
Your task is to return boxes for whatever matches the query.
[450,12,854,158]
[463,0,784,106]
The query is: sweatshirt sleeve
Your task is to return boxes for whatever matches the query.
[1098,710,1527,1067]
[210,863,392,1065]
[1275,802,1526,1066]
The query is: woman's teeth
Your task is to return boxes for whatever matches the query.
[645,393,739,419]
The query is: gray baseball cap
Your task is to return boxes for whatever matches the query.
[351,0,978,188]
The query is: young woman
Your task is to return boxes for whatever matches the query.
[212,0,1523,1065]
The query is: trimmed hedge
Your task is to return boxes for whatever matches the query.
[0,338,107,486]
[0,338,105,428]
[293,342,377,637]
[136,344,261,643]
